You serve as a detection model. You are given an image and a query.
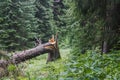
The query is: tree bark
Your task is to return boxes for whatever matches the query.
[0,36,61,68]
[46,33,61,63]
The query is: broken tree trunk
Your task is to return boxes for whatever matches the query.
[0,35,61,68]
[47,33,61,63]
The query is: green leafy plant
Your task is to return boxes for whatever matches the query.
[7,64,16,72]
[61,50,120,80]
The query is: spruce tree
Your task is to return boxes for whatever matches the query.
[35,0,53,42]
[0,0,38,51]
[69,0,120,54]
[52,0,67,40]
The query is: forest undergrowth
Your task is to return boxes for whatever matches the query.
[1,49,120,80]
[1,48,70,80]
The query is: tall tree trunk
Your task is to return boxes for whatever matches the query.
[102,0,118,53]
[102,1,116,53]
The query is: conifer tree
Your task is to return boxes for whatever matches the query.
[0,0,38,51]
[52,0,67,38]
[35,0,52,42]
[69,0,120,54]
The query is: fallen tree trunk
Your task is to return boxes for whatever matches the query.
[11,42,54,64]
[0,35,61,68]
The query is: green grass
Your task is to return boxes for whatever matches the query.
[1,48,71,80]
[2,49,120,80]
[19,48,71,80]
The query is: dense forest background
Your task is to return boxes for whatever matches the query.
[0,0,68,51]
[0,0,120,79]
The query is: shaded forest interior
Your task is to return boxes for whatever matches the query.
[0,0,120,79]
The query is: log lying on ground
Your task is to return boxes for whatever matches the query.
[0,35,61,68]
[12,42,55,64]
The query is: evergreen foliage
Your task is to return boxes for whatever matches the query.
[52,0,68,41]
[0,0,38,51]
[69,0,120,54]
[35,0,53,42]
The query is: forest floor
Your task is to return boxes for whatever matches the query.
[2,49,120,80]
[19,48,71,79]
[1,48,70,80]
